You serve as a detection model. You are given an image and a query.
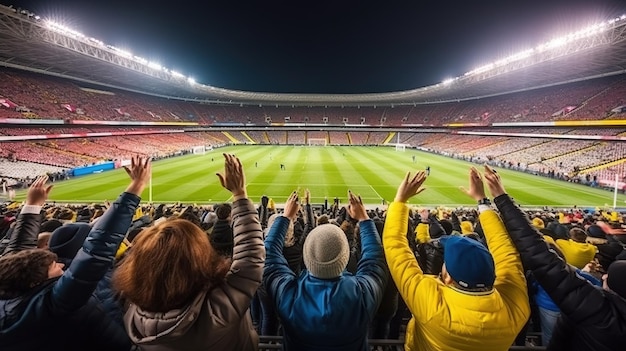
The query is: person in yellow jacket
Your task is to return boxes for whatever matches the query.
[383,167,530,351]
[555,227,598,269]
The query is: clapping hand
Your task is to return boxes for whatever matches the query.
[483,165,506,198]
[393,171,427,203]
[460,167,487,201]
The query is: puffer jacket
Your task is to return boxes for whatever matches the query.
[1,208,42,256]
[124,198,264,351]
[0,192,139,351]
[383,202,530,351]
[264,216,387,351]
[2,205,126,330]
[494,194,626,351]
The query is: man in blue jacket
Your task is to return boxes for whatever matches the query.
[0,156,151,351]
[264,191,387,350]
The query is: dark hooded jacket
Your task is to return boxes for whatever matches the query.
[494,194,626,351]
[0,192,139,351]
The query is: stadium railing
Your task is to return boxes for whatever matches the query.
[257,336,548,351]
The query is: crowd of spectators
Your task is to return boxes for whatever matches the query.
[3,68,626,126]
[1,156,626,350]
[416,132,626,185]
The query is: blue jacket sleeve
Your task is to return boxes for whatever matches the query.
[51,191,140,312]
[263,216,297,300]
[355,219,388,317]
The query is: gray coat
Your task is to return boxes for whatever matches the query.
[124,198,265,351]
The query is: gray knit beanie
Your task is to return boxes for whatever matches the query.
[303,224,349,279]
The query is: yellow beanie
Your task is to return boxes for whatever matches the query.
[532,218,545,229]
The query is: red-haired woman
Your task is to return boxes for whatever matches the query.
[115,154,265,350]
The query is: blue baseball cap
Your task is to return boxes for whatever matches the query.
[440,235,495,290]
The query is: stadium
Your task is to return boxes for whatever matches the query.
[2,4,626,208]
[2,2,626,351]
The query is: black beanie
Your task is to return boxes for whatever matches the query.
[40,219,63,234]
[210,220,233,256]
[587,225,607,239]
[607,260,626,299]
[439,220,453,235]
[48,223,91,260]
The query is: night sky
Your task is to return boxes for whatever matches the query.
[6,0,626,94]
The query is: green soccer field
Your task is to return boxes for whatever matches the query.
[15,145,626,208]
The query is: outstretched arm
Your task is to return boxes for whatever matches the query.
[2,175,53,256]
[486,165,608,324]
[349,191,387,316]
[217,154,265,316]
[303,189,316,236]
[264,191,299,304]
[462,166,529,322]
[383,172,439,317]
[52,156,149,312]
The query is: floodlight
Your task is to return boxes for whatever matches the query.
[187,77,196,84]
[134,56,148,64]
[88,37,104,46]
[45,21,85,38]
[108,46,132,58]
[147,61,162,70]
[442,78,454,85]
[171,71,185,78]
[463,15,621,78]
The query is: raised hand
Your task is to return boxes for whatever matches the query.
[26,175,53,206]
[483,164,506,198]
[393,171,427,203]
[283,191,300,221]
[304,188,311,205]
[347,190,368,221]
[460,167,487,201]
[124,156,151,196]
[216,154,247,200]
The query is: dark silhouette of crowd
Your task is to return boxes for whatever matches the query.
[1,155,626,351]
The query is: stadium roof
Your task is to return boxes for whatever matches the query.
[1,4,626,107]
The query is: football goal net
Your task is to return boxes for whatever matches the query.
[395,143,409,152]
[308,138,327,146]
[192,145,207,155]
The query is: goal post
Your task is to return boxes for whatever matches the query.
[192,145,206,155]
[395,143,408,152]
[308,138,327,146]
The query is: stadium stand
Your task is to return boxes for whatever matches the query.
[3,9,626,349]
